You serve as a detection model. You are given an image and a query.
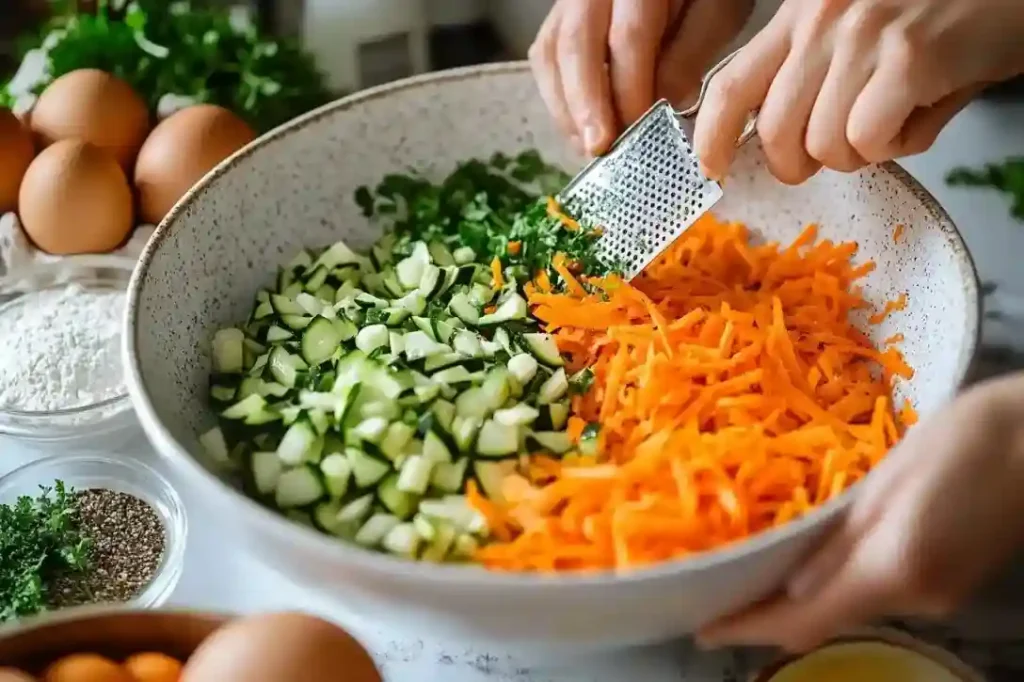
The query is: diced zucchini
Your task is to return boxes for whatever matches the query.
[382,522,422,557]
[295,291,326,316]
[422,430,453,464]
[507,353,538,385]
[494,404,539,427]
[301,316,341,365]
[478,294,528,326]
[275,466,324,508]
[448,292,480,325]
[277,420,320,465]
[199,426,231,467]
[380,422,417,461]
[355,324,390,354]
[314,240,366,271]
[397,455,434,495]
[529,431,573,455]
[337,493,375,526]
[430,458,469,494]
[473,460,517,502]
[212,328,245,374]
[428,241,456,266]
[377,473,419,520]
[250,451,282,495]
[452,330,483,357]
[347,448,391,488]
[523,332,564,367]
[537,367,569,404]
[452,416,481,453]
[320,452,353,498]
[403,331,449,361]
[355,513,402,547]
[452,246,476,264]
[476,420,520,458]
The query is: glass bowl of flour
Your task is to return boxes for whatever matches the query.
[0,262,141,453]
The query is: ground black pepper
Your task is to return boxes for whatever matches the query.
[47,488,165,609]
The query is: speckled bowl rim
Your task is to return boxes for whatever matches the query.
[124,61,982,588]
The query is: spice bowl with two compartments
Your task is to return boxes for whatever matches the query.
[0,453,187,611]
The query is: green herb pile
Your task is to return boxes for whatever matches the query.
[356,150,619,283]
[0,481,92,622]
[948,158,1024,221]
[3,0,333,133]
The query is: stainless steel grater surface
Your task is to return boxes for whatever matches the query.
[558,50,755,280]
[558,101,722,279]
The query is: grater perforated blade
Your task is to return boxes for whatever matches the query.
[558,51,756,280]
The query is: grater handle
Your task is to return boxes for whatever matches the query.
[679,49,758,147]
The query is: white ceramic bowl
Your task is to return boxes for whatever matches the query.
[124,63,980,651]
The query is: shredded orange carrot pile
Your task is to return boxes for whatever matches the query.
[474,213,916,573]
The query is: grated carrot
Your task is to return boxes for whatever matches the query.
[491,256,504,289]
[472,213,916,573]
[893,224,905,243]
[546,196,580,231]
[869,292,908,325]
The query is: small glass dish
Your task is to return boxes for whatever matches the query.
[0,454,188,610]
[0,263,141,453]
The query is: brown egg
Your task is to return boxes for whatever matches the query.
[0,667,38,682]
[42,654,131,682]
[181,612,381,682]
[0,107,35,213]
[18,139,134,254]
[134,104,255,224]
[31,69,150,170]
[121,653,182,682]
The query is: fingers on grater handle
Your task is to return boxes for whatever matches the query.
[680,48,760,149]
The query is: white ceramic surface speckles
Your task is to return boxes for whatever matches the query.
[123,63,979,651]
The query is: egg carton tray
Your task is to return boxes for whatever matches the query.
[0,211,151,294]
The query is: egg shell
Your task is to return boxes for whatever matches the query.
[134,104,256,225]
[121,653,182,682]
[18,139,135,255]
[0,668,37,682]
[42,654,131,682]
[30,69,150,170]
[181,612,381,682]
[0,108,35,213]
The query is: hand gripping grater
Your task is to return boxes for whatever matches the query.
[558,50,757,280]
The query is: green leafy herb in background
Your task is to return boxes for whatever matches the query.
[948,158,1024,221]
[3,0,334,133]
[357,150,619,283]
[0,481,92,622]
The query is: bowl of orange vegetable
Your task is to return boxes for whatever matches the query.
[0,608,381,682]
[124,62,981,651]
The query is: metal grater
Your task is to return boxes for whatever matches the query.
[558,51,756,279]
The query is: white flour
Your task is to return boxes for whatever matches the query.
[0,284,125,412]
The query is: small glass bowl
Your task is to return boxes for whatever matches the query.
[0,454,188,610]
[0,263,141,453]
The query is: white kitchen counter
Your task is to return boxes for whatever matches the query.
[4,98,1024,681]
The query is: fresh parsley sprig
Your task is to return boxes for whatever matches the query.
[948,158,1024,221]
[4,0,333,133]
[0,481,92,622]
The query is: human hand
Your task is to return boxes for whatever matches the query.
[694,0,1024,184]
[696,374,1024,653]
[529,0,754,156]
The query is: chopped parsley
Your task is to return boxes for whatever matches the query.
[355,151,619,284]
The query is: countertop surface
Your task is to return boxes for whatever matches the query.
[4,97,1024,680]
